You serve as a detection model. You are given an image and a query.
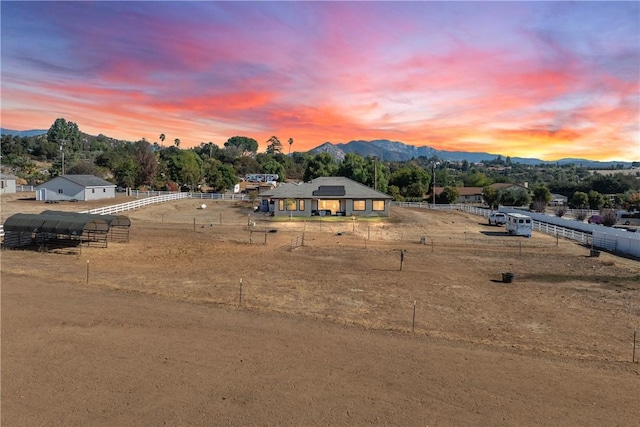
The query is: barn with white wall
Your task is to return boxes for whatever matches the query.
[35,175,116,202]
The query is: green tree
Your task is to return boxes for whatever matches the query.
[532,184,551,204]
[203,158,237,192]
[461,170,491,187]
[571,191,589,209]
[174,138,181,148]
[338,153,370,184]
[159,133,166,145]
[389,165,430,199]
[288,138,294,155]
[266,136,283,154]
[303,153,338,181]
[439,186,460,204]
[233,156,262,176]
[46,118,81,150]
[587,190,605,210]
[134,140,158,187]
[224,136,258,156]
[499,187,531,206]
[387,185,404,201]
[483,186,500,209]
[262,159,286,181]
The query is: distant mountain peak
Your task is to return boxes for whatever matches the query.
[307,139,633,167]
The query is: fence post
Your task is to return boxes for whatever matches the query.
[412,300,416,333]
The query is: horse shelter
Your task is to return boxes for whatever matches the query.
[2,211,131,251]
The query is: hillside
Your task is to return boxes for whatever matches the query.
[309,139,634,167]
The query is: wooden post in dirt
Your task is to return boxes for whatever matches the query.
[264,231,267,244]
[632,327,637,362]
[352,216,355,233]
[368,226,371,240]
[239,278,243,307]
[412,300,416,333]
[519,241,522,256]
[556,233,559,247]
[193,217,196,231]
[399,249,406,271]
[431,238,435,253]
[86,260,89,284]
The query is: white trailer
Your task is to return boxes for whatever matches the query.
[506,213,532,237]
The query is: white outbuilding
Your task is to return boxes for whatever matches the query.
[0,173,17,194]
[35,175,116,202]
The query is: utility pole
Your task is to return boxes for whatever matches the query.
[374,161,377,191]
[432,162,440,206]
[60,142,65,175]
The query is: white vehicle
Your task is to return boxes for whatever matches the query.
[488,212,507,226]
[616,211,640,226]
[506,213,532,237]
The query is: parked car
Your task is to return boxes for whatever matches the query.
[488,212,507,226]
[588,215,604,224]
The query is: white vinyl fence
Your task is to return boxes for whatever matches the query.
[392,202,639,258]
[80,192,190,215]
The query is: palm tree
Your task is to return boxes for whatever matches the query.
[288,138,293,156]
[174,138,181,148]
[159,133,166,145]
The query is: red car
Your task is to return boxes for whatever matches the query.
[588,215,603,224]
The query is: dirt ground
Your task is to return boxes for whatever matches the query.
[2,193,640,426]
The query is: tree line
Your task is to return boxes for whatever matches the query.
[1,118,639,210]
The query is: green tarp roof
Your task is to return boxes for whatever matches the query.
[3,213,110,235]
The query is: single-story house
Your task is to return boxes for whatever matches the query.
[0,173,17,194]
[260,176,393,217]
[550,193,568,206]
[432,186,484,204]
[35,175,116,202]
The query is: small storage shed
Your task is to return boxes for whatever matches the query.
[35,175,116,202]
[0,173,17,194]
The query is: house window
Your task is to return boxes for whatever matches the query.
[318,199,340,214]
[92,189,95,193]
[57,189,63,194]
[298,200,305,211]
[278,200,284,211]
[372,200,385,211]
[353,200,366,211]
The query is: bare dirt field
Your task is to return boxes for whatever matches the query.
[2,193,640,426]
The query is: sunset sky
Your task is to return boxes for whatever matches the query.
[2,1,638,161]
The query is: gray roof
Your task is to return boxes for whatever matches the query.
[0,173,18,179]
[40,175,116,188]
[261,176,393,199]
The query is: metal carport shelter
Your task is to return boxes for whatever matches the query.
[41,210,131,242]
[2,213,111,250]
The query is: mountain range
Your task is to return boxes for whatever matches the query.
[1,128,49,138]
[1,128,633,168]
[308,139,634,168]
